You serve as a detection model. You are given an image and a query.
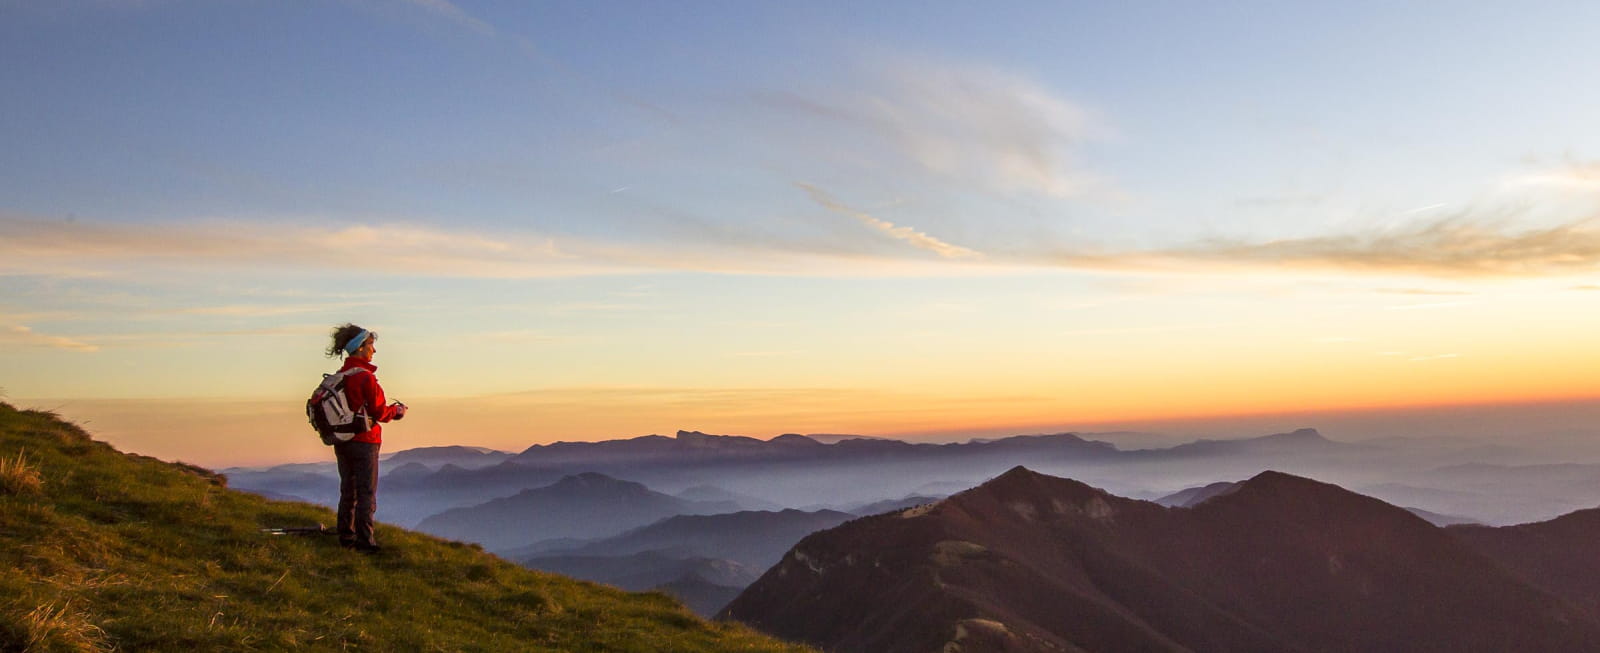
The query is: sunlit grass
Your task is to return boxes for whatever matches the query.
[0,448,42,496]
[0,402,812,652]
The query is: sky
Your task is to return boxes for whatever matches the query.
[3,1,1600,467]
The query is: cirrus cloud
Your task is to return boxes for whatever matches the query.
[797,183,980,259]
[755,58,1110,199]
[1,324,98,352]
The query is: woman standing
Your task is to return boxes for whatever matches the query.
[326,323,407,553]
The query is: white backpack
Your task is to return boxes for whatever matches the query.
[305,368,372,445]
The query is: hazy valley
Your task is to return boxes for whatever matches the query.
[223,423,1600,626]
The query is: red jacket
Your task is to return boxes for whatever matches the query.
[338,356,400,444]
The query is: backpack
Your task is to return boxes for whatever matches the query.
[306,368,373,445]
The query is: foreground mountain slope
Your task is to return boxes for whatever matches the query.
[723,466,1600,653]
[1450,507,1600,616]
[0,403,810,652]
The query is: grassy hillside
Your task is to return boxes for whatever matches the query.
[0,402,811,652]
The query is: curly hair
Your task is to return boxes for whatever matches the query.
[327,323,377,358]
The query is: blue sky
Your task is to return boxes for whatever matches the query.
[4,1,1600,465]
[10,0,1599,239]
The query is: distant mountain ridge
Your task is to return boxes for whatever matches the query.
[504,429,1123,468]
[415,472,739,551]
[383,445,514,469]
[228,426,1390,537]
[723,466,1600,653]
[1152,427,1355,458]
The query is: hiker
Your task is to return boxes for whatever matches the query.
[325,323,407,552]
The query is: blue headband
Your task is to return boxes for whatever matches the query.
[343,329,370,355]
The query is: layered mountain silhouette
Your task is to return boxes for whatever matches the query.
[846,495,943,516]
[383,444,514,469]
[674,484,784,511]
[722,466,1600,653]
[528,508,856,570]
[506,429,1121,468]
[414,472,738,551]
[1153,427,1355,458]
[521,508,857,616]
[230,427,1374,531]
[1153,481,1240,507]
[661,573,752,619]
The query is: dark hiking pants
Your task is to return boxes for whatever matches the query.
[334,441,381,548]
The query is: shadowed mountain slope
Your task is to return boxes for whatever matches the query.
[1153,481,1240,507]
[520,509,857,617]
[1451,507,1600,616]
[534,509,857,570]
[722,466,1600,653]
[0,402,809,652]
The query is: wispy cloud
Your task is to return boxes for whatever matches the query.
[798,183,981,259]
[0,215,1004,280]
[0,324,98,352]
[1400,203,1450,216]
[1175,216,1600,277]
[0,217,614,279]
[10,188,1600,283]
[760,59,1110,199]
[1409,353,1461,362]
[402,0,495,36]
[1506,160,1600,192]
[173,303,369,317]
[1044,213,1600,279]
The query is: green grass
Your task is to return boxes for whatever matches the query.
[0,402,813,652]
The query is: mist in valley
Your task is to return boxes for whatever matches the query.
[221,400,1600,616]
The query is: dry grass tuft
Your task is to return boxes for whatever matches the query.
[19,600,112,652]
[1,449,43,495]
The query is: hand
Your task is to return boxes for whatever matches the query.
[392,402,408,420]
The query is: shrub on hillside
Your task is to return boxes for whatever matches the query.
[0,450,42,496]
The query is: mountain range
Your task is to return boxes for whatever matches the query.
[723,466,1600,653]
[230,427,1360,528]
[224,424,1600,569]
[414,472,741,551]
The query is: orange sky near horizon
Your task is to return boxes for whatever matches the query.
[8,269,1598,469]
[16,376,1600,469]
